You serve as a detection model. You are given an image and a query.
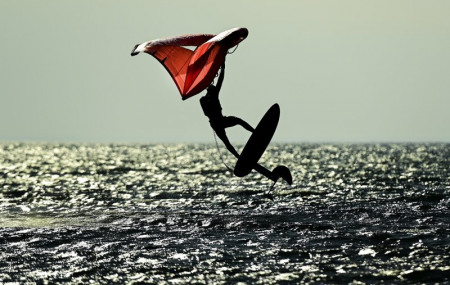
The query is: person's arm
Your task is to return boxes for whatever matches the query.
[215,63,225,94]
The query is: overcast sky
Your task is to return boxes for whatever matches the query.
[1,0,449,143]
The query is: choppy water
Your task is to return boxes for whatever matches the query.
[0,143,449,284]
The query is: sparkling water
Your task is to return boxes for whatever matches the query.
[0,143,449,284]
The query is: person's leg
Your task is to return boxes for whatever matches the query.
[223,116,254,132]
[211,122,240,158]
[211,120,292,185]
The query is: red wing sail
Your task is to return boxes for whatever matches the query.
[183,44,227,98]
[145,41,227,99]
[133,28,248,100]
[144,45,193,95]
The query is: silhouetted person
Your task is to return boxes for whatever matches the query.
[200,63,254,158]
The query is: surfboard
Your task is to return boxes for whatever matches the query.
[234,104,280,177]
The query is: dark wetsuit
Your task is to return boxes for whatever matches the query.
[200,86,223,122]
[200,64,254,158]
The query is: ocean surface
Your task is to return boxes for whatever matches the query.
[0,143,449,284]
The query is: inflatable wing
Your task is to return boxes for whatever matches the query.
[131,27,248,100]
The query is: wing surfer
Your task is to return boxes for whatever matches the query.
[200,62,292,186]
[200,63,254,158]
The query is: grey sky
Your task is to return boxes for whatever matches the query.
[1,1,449,143]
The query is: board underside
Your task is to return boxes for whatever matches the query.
[234,104,280,177]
